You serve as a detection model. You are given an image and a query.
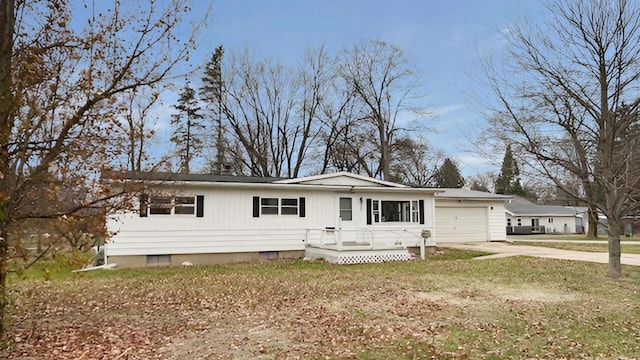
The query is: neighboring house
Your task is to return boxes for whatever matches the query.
[505,196,578,234]
[434,189,511,242]
[104,171,441,266]
[623,213,639,237]
[564,206,594,235]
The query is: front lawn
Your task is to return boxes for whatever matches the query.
[512,241,640,254]
[3,251,640,359]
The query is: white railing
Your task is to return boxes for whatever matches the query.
[305,227,427,251]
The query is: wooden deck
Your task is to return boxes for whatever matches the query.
[304,245,414,264]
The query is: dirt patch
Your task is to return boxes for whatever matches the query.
[412,285,578,305]
[160,322,295,360]
[492,286,579,303]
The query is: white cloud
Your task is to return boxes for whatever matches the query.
[431,103,466,117]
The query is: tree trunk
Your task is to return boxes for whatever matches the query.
[0,0,14,339]
[0,228,7,337]
[607,219,622,279]
[587,206,599,238]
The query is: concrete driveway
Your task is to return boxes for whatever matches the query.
[440,242,640,266]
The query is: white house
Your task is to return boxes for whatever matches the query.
[104,171,441,266]
[435,189,511,242]
[505,196,579,234]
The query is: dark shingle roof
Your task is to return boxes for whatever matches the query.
[506,196,576,216]
[102,170,284,184]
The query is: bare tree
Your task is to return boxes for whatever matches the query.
[337,39,421,180]
[388,136,441,187]
[0,0,205,335]
[466,171,497,193]
[113,88,161,172]
[483,0,640,278]
[220,49,318,177]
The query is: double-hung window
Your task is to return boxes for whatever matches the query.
[280,198,299,215]
[254,196,304,217]
[149,196,173,215]
[145,195,200,216]
[174,196,195,214]
[260,198,279,215]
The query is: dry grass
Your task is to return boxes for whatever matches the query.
[512,241,640,254]
[4,250,640,359]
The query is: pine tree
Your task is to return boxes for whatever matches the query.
[434,158,465,188]
[495,145,527,196]
[201,46,227,174]
[171,83,204,173]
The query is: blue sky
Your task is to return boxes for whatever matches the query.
[186,0,546,176]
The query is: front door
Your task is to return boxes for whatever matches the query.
[336,195,360,244]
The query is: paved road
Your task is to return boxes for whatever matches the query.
[440,242,640,266]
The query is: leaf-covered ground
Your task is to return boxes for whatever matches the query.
[4,250,640,359]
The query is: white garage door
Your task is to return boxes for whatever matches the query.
[436,206,488,242]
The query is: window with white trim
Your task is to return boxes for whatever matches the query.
[411,200,419,223]
[174,196,195,215]
[281,198,299,215]
[371,200,418,223]
[259,197,299,216]
[149,196,172,215]
[261,198,279,215]
[339,197,352,221]
[148,195,196,216]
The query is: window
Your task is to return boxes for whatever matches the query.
[532,218,540,227]
[174,196,195,214]
[253,197,305,217]
[261,198,279,215]
[381,200,411,222]
[507,218,512,227]
[281,198,299,215]
[147,255,171,265]
[548,218,554,223]
[370,200,419,223]
[373,200,380,222]
[149,196,172,215]
[148,195,198,216]
[339,197,352,221]
[517,218,522,226]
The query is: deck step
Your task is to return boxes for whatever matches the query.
[304,246,413,264]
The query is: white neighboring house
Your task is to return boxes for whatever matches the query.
[505,196,579,234]
[104,171,440,267]
[435,189,511,242]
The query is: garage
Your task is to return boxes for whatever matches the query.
[434,189,511,243]
[436,206,488,242]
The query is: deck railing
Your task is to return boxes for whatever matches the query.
[305,227,426,251]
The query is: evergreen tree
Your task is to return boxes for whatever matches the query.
[434,158,465,188]
[201,45,228,174]
[171,83,204,173]
[495,145,527,196]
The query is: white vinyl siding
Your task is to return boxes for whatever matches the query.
[107,185,437,258]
